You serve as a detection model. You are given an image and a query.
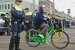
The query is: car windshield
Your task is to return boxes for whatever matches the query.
[0,14,5,19]
[0,16,2,19]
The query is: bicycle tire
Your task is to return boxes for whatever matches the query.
[25,29,40,47]
[51,30,69,49]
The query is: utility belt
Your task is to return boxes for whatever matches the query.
[12,19,23,24]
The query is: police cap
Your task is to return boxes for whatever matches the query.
[15,0,22,2]
[24,8,29,10]
[48,13,51,15]
[35,9,38,11]
[6,13,9,14]
[43,12,46,14]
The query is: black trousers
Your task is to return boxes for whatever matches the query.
[9,22,22,50]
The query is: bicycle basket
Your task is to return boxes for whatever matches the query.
[53,22,62,29]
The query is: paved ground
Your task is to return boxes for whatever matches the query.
[0,42,75,50]
[0,26,75,50]
[66,26,75,29]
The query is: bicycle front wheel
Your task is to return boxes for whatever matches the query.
[25,29,40,47]
[51,30,69,49]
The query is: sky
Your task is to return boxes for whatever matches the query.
[49,0,75,17]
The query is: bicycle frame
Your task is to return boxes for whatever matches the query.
[26,22,69,49]
[31,25,55,44]
[43,25,55,41]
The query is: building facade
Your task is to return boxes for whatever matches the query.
[0,0,39,12]
[39,0,54,14]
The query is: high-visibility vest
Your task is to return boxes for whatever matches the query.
[14,4,22,11]
[66,20,69,21]
[5,15,10,18]
[43,14,48,18]
[60,18,63,20]
[48,16,52,19]
[55,16,59,19]
[25,12,32,15]
[33,13,36,16]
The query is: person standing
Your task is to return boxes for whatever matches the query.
[33,9,38,17]
[43,12,48,24]
[9,0,25,50]
[4,13,11,36]
[24,8,33,42]
[48,14,52,26]
[66,19,70,28]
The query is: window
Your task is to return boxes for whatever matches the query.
[5,4,7,9]
[4,0,11,2]
[2,5,4,9]
[0,5,1,9]
[5,0,15,2]
[11,4,13,8]
[8,4,10,9]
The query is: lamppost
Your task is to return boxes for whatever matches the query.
[52,0,55,17]
[33,0,35,12]
[53,0,55,14]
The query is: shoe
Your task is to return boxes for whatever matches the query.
[7,34,9,36]
[15,47,21,50]
[45,41,49,45]
[7,34,11,36]
[9,49,13,50]
[38,34,44,38]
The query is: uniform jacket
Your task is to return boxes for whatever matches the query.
[11,7,25,23]
[24,12,33,23]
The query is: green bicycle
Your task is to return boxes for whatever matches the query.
[25,22,69,49]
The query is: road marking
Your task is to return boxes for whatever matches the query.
[0,41,25,44]
[0,36,75,44]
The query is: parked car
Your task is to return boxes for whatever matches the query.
[0,13,11,34]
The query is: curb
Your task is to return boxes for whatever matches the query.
[69,40,75,44]
[0,48,8,50]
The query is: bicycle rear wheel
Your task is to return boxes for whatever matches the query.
[51,30,69,49]
[25,29,40,47]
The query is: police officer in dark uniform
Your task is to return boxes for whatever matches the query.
[9,0,25,50]
[24,8,33,42]
[33,9,38,17]
[66,19,70,28]
[51,14,56,23]
[48,13,52,26]
[4,13,11,36]
[43,12,49,24]
[62,17,66,28]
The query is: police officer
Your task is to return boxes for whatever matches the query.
[4,13,11,36]
[62,17,66,28]
[55,15,59,23]
[24,8,33,42]
[66,19,70,28]
[33,9,38,17]
[9,0,25,50]
[43,12,48,18]
[43,12,49,24]
[48,13,52,26]
[51,14,56,23]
